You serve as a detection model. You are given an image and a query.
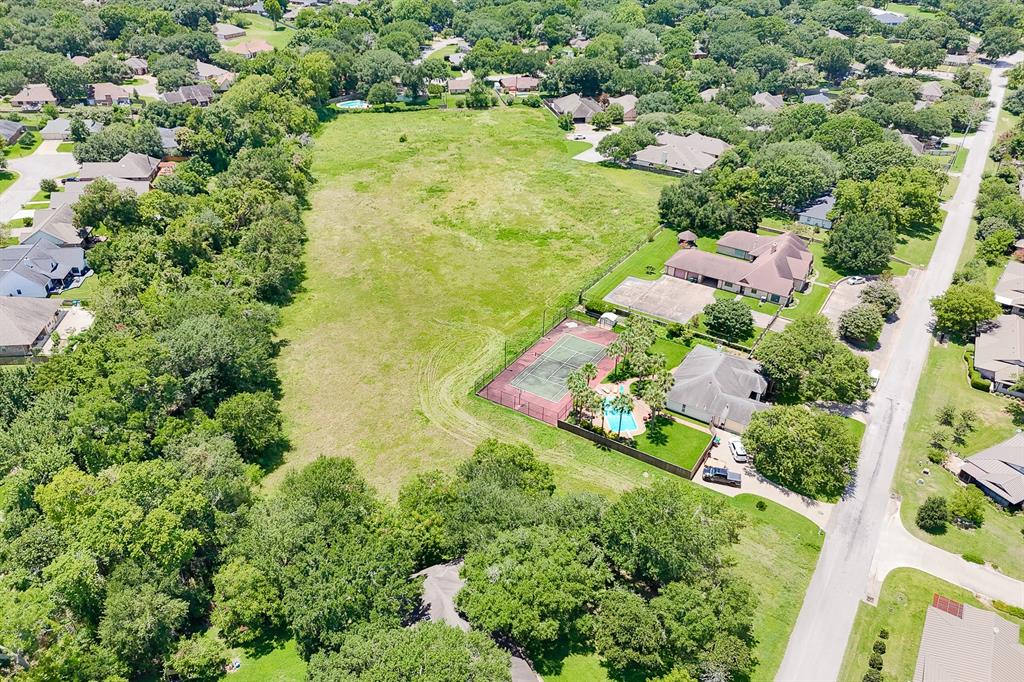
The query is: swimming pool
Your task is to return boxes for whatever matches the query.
[337,100,368,109]
[604,397,638,433]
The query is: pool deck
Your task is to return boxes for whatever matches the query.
[595,377,650,438]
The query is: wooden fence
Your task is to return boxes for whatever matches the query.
[557,419,714,480]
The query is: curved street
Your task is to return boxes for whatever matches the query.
[0,140,79,223]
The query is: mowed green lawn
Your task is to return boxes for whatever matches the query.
[895,341,1024,578]
[838,568,1024,682]
[634,416,711,470]
[273,107,675,496]
[228,14,294,50]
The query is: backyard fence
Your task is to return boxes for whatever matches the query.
[557,419,708,479]
[470,304,576,395]
[481,386,572,425]
[577,225,663,306]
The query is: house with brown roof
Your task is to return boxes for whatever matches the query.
[608,94,638,121]
[227,39,274,59]
[913,595,1024,680]
[665,231,812,304]
[920,81,943,102]
[196,61,236,90]
[958,432,1024,509]
[447,77,473,94]
[499,75,539,93]
[214,23,246,41]
[752,91,784,112]
[161,83,215,106]
[88,82,131,106]
[124,56,148,75]
[11,83,57,110]
[974,313,1024,397]
[631,132,732,175]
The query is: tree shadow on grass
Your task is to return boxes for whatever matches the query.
[239,625,294,659]
[643,415,674,448]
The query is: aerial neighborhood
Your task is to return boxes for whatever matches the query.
[1,1,1023,682]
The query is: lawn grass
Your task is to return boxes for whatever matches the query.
[4,132,40,160]
[0,169,18,195]
[838,568,1024,682]
[66,273,102,304]
[229,639,306,682]
[940,173,960,201]
[634,415,711,470]
[712,287,781,315]
[584,228,677,304]
[56,142,74,153]
[781,283,830,321]
[894,340,1024,579]
[950,145,968,173]
[228,14,294,50]
[272,107,675,497]
[543,493,824,682]
[893,210,946,268]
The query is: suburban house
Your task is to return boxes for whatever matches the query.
[89,82,131,106]
[227,39,274,59]
[827,29,849,40]
[196,61,236,90]
[919,81,943,103]
[70,55,90,67]
[499,76,539,93]
[49,176,151,209]
[752,91,784,112]
[124,56,148,75]
[802,92,833,107]
[161,83,215,106]
[0,242,86,297]
[0,297,62,358]
[631,132,732,175]
[958,432,1024,510]
[974,314,1024,397]
[699,87,718,102]
[608,94,638,121]
[447,77,472,94]
[798,194,836,230]
[548,93,603,123]
[913,595,1024,681]
[11,83,57,110]
[665,231,812,304]
[994,259,1024,314]
[666,345,769,432]
[944,53,973,67]
[78,152,160,182]
[448,52,465,68]
[867,7,908,26]
[0,119,26,145]
[21,205,84,248]
[157,126,184,156]
[213,23,246,41]
[40,117,104,141]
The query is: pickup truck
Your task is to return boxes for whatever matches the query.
[702,466,741,488]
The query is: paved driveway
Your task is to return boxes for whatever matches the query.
[0,143,79,222]
[605,275,716,323]
[567,124,613,162]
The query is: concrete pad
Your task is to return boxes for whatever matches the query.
[41,306,94,355]
[604,275,716,324]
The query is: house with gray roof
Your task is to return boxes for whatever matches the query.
[162,83,215,106]
[631,132,732,175]
[802,92,833,107]
[548,93,603,123]
[196,61,235,90]
[798,193,836,230]
[974,314,1024,397]
[608,94,638,121]
[666,345,769,432]
[157,126,183,155]
[78,152,160,182]
[124,56,148,75]
[901,133,927,156]
[0,119,26,145]
[913,595,1024,680]
[0,297,62,357]
[21,204,83,248]
[40,117,104,141]
[994,259,1024,315]
[958,432,1024,509]
[752,91,784,112]
[919,81,943,103]
[0,242,86,297]
[48,176,151,209]
[666,231,813,304]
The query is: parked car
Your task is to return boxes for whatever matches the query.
[847,276,866,285]
[869,368,881,388]
[572,134,587,140]
[702,466,741,488]
[729,438,748,463]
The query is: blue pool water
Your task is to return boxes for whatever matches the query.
[337,100,368,109]
[604,391,637,433]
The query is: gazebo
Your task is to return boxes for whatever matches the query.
[677,230,698,247]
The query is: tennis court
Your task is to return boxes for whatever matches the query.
[509,334,607,401]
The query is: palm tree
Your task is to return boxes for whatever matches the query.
[581,362,598,384]
[588,390,606,433]
[566,372,588,420]
[611,392,634,435]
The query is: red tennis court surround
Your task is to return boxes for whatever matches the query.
[479,319,618,425]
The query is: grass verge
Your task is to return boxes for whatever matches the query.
[634,415,711,470]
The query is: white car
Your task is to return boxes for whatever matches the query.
[572,134,587,140]
[847,276,866,285]
[729,438,748,463]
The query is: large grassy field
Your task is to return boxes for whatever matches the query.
[838,568,1024,682]
[227,14,294,50]
[273,107,675,495]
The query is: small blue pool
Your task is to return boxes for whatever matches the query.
[604,394,637,433]
[337,100,368,109]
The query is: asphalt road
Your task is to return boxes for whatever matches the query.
[776,56,1018,681]
[0,140,79,223]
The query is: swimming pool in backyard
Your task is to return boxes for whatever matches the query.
[337,100,368,109]
[604,396,637,433]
